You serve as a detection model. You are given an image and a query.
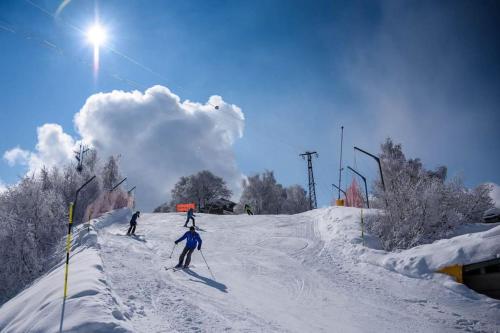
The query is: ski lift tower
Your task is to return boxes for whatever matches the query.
[300,151,318,210]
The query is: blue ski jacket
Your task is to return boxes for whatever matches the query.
[175,231,202,250]
[187,209,195,218]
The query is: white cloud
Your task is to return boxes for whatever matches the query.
[4,147,30,166]
[4,85,245,210]
[4,124,76,173]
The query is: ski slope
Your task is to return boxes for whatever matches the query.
[1,207,499,332]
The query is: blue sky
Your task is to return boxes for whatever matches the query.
[1,0,499,208]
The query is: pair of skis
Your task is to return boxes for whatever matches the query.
[165,265,194,272]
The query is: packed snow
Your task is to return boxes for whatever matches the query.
[1,207,499,332]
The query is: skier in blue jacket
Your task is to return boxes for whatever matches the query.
[174,226,202,268]
[183,208,196,227]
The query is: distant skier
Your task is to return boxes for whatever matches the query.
[184,207,196,227]
[174,226,202,268]
[127,211,140,235]
[244,204,253,215]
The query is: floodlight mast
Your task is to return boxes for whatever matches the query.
[347,166,369,209]
[338,126,344,200]
[353,146,385,192]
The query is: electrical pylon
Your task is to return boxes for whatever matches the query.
[300,151,318,210]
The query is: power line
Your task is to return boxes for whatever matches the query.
[23,0,170,83]
[0,18,144,90]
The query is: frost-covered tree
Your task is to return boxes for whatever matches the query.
[170,170,232,211]
[239,171,283,214]
[281,185,309,214]
[101,155,121,190]
[0,149,127,305]
[0,174,66,304]
[367,138,494,250]
[238,171,308,214]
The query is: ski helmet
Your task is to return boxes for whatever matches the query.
[189,226,195,231]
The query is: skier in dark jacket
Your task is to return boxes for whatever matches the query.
[174,226,202,268]
[184,207,196,227]
[244,204,253,215]
[127,211,140,235]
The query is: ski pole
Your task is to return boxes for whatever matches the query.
[169,243,177,259]
[200,250,215,280]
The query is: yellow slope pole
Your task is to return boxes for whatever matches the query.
[59,202,73,333]
[361,208,364,246]
[59,175,96,333]
[63,203,74,298]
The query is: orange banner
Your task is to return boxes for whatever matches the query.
[176,203,196,212]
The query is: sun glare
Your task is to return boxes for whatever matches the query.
[86,23,107,47]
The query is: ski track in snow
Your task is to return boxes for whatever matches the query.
[94,211,499,333]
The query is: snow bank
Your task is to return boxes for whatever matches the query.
[361,225,500,278]
[315,206,500,278]
[0,208,133,333]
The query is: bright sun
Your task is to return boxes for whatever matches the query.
[86,23,107,47]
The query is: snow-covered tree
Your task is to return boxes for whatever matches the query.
[0,174,66,304]
[282,185,309,214]
[0,149,125,305]
[367,138,494,250]
[101,155,121,191]
[170,170,232,211]
[238,171,308,214]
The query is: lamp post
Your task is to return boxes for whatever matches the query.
[347,166,369,208]
[353,146,385,192]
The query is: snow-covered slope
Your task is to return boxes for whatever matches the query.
[1,207,499,332]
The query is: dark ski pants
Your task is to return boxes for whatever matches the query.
[178,247,195,267]
[246,210,253,215]
[127,224,136,235]
[184,216,195,227]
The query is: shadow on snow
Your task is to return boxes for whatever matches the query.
[183,268,227,293]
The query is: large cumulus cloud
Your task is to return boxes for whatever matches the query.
[4,85,245,210]
[74,85,244,210]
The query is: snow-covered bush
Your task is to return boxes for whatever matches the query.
[367,138,493,251]
[238,170,309,214]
